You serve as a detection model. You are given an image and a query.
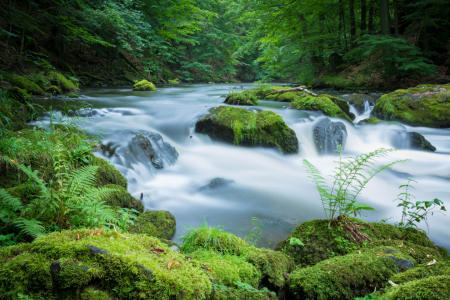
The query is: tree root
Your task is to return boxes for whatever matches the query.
[335,215,372,244]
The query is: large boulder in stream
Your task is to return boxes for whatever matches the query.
[199,177,234,191]
[312,117,347,154]
[372,84,450,128]
[406,132,436,151]
[132,132,178,169]
[195,106,299,154]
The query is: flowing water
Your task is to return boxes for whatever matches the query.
[34,83,450,250]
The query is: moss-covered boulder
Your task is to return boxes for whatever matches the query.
[195,106,299,154]
[133,80,157,91]
[9,74,44,95]
[224,91,259,105]
[383,275,450,300]
[0,229,212,300]
[372,84,450,128]
[103,184,144,212]
[92,157,127,189]
[128,210,176,240]
[291,96,353,122]
[45,85,61,94]
[265,91,308,102]
[287,252,398,300]
[324,94,356,121]
[388,261,450,285]
[274,219,442,267]
[357,117,405,127]
[48,72,78,92]
[9,87,31,103]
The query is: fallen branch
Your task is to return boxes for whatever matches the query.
[265,86,318,97]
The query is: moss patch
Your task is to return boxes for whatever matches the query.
[128,210,176,240]
[288,252,397,300]
[224,91,259,105]
[372,84,450,127]
[9,74,44,95]
[383,275,450,300]
[195,106,299,154]
[48,72,78,92]
[103,184,144,212]
[323,94,356,120]
[92,156,127,189]
[291,96,353,122]
[133,80,157,91]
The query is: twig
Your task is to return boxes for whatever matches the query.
[265,86,318,97]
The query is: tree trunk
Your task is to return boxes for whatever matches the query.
[340,0,348,50]
[368,0,375,33]
[18,0,32,62]
[361,0,367,33]
[393,0,399,35]
[349,0,356,47]
[380,0,390,36]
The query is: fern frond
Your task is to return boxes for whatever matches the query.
[15,217,46,238]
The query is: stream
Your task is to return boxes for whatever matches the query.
[34,83,450,251]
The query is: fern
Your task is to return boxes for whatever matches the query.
[304,148,410,221]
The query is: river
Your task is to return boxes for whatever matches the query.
[35,83,450,251]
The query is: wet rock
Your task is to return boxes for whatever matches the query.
[406,132,436,152]
[85,245,109,259]
[132,132,179,169]
[195,106,299,154]
[342,94,376,114]
[199,178,234,191]
[312,118,347,154]
[390,255,415,269]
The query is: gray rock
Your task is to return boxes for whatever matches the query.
[406,132,436,152]
[0,81,12,90]
[312,118,347,155]
[200,178,234,191]
[138,263,153,277]
[85,245,109,259]
[132,132,179,169]
[390,255,415,269]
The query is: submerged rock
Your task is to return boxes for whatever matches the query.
[132,132,179,169]
[199,177,234,191]
[195,106,299,154]
[312,117,347,154]
[372,84,450,128]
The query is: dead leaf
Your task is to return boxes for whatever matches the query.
[89,229,95,236]
[427,254,433,258]
[172,262,181,268]
[10,159,18,166]
[205,267,213,273]
[358,251,361,254]
[427,259,436,266]
[398,242,403,247]
[168,257,175,271]
[410,248,415,253]
[76,234,80,241]
[125,250,130,254]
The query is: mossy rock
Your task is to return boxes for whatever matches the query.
[291,96,353,122]
[287,252,398,300]
[383,275,450,300]
[358,117,405,128]
[103,184,144,213]
[274,219,438,267]
[45,85,61,94]
[9,87,31,103]
[224,91,259,105]
[372,84,450,128]
[388,261,450,285]
[9,74,44,95]
[168,78,181,84]
[128,210,176,240]
[48,71,78,92]
[265,91,308,102]
[213,285,277,300]
[92,156,127,189]
[195,106,299,154]
[346,94,376,114]
[133,80,157,91]
[80,287,112,300]
[0,229,213,300]
[323,94,356,121]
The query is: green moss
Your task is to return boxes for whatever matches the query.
[275,219,436,267]
[45,85,61,94]
[9,87,32,103]
[288,252,397,300]
[242,247,295,289]
[213,284,277,300]
[128,210,176,239]
[195,106,299,154]
[9,74,44,95]
[92,157,127,189]
[383,275,450,300]
[168,78,181,84]
[133,80,157,91]
[80,287,111,300]
[190,250,261,287]
[291,96,353,122]
[48,72,78,92]
[266,91,308,102]
[23,229,212,299]
[103,184,144,212]
[323,94,356,120]
[372,84,450,127]
[388,262,450,285]
[360,117,382,124]
[225,91,259,105]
